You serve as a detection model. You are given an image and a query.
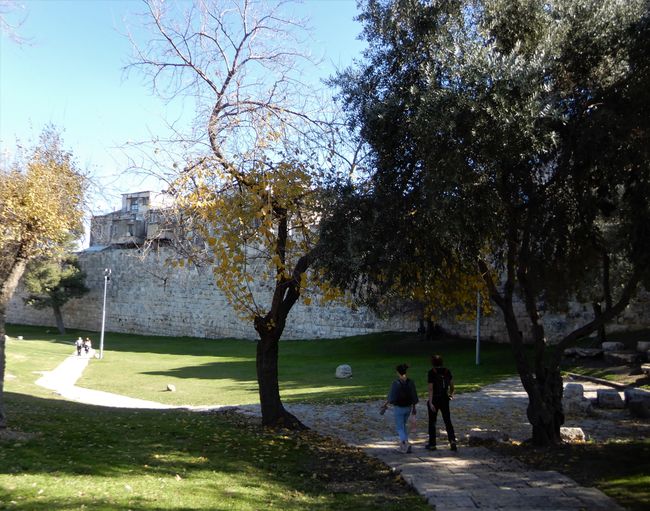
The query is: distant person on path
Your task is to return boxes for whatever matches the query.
[83,337,92,355]
[380,363,418,453]
[426,354,457,451]
[75,337,83,356]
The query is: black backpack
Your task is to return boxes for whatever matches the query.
[431,368,450,398]
[394,379,412,406]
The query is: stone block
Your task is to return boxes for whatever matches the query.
[629,399,650,419]
[560,426,586,442]
[636,341,650,352]
[624,387,650,418]
[602,342,625,351]
[335,364,352,379]
[642,363,650,376]
[604,351,642,365]
[564,347,602,358]
[596,389,625,409]
[564,397,593,416]
[563,383,584,400]
[467,428,509,445]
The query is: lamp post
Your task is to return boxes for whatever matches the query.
[99,268,111,360]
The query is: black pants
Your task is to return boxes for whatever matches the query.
[428,398,456,446]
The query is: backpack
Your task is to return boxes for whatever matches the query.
[431,368,451,398]
[394,379,412,407]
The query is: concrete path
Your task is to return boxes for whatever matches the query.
[35,356,638,511]
[36,353,175,409]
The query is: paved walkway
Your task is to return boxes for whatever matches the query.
[36,354,644,511]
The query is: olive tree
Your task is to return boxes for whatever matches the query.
[322,0,650,445]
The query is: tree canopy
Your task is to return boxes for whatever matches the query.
[23,246,89,335]
[321,0,650,445]
[0,125,87,427]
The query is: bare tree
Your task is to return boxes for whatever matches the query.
[127,0,348,428]
[0,0,29,45]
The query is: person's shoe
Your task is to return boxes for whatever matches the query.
[450,443,458,452]
[424,444,437,451]
[399,441,408,453]
[406,443,412,453]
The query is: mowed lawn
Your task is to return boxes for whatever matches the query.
[5,324,517,407]
[4,325,480,511]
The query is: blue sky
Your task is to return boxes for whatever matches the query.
[0,0,364,219]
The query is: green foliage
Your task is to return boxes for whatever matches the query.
[326,0,649,329]
[322,0,650,444]
[23,253,89,311]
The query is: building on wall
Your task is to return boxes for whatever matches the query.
[90,191,175,247]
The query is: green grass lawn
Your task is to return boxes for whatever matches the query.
[5,324,517,406]
[0,394,428,510]
[5,324,647,510]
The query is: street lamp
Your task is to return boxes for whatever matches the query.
[99,268,111,359]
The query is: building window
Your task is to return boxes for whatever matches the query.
[130,201,139,212]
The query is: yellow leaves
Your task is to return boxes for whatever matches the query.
[1,126,86,260]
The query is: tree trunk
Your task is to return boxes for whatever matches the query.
[592,302,607,343]
[255,328,306,430]
[526,367,564,445]
[0,255,29,429]
[53,304,66,335]
[0,315,6,429]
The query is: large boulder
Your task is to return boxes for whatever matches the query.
[602,342,625,352]
[335,364,352,379]
[560,427,586,443]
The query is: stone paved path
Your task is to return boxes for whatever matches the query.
[36,354,645,510]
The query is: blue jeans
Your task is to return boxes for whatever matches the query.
[393,406,411,442]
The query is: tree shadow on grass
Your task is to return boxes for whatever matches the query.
[0,392,427,511]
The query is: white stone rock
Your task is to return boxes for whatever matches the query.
[596,389,625,409]
[560,427,586,443]
[643,364,650,376]
[166,384,176,392]
[602,342,625,352]
[335,364,352,379]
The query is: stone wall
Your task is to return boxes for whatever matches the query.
[6,247,649,342]
[6,247,415,340]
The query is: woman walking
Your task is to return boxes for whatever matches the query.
[381,363,418,453]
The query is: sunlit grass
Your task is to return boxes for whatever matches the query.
[6,324,518,406]
[0,393,429,510]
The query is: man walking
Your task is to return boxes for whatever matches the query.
[426,354,457,451]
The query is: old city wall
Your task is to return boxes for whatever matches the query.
[6,248,414,340]
[7,247,649,341]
